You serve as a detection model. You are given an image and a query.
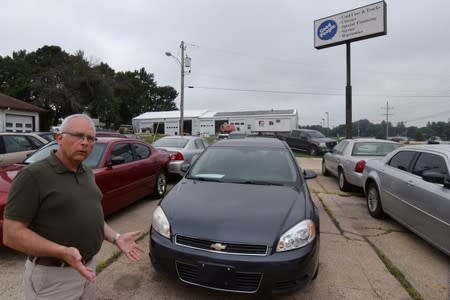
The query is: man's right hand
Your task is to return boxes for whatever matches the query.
[61,247,96,282]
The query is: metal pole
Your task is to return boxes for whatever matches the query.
[180,41,185,136]
[326,112,329,136]
[345,42,352,139]
[386,101,389,139]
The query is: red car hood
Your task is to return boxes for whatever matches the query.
[0,164,26,194]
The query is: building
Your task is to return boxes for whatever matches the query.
[0,93,47,132]
[132,109,298,136]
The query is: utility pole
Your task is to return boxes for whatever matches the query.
[179,41,185,136]
[381,101,393,139]
[325,112,329,136]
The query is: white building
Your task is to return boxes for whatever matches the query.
[0,93,46,132]
[133,109,298,136]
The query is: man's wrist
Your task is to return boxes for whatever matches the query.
[112,233,121,244]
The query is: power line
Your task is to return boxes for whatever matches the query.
[188,85,450,98]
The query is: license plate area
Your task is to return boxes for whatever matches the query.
[198,262,236,289]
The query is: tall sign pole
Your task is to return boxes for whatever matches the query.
[180,41,185,136]
[314,1,387,139]
[346,42,352,138]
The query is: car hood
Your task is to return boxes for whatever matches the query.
[313,137,335,143]
[0,164,26,194]
[161,179,307,246]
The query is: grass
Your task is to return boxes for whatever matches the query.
[365,238,424,300]
[292,150,313,158]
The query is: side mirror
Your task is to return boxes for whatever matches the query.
[108,156,125,167]
[421,170,446,185]
[303,169,317,180]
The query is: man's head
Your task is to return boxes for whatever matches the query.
[56,114,97,169]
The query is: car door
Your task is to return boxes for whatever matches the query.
[378,150,417,221]
[327,140,349,177]
[97,142,137,215]
[298,131,310,151]
[131,142,157,196]
[406,152,450,252]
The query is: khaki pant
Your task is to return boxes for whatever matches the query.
[24,258,96,300]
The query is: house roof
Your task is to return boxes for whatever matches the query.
[214,109,296,117]
[134,109,209,120]
[0,93,47,113]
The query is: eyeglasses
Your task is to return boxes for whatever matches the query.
[61,131,97,143]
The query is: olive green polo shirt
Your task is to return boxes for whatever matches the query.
[4,151,104,259]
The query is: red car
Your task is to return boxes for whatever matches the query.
[0,137,170,246]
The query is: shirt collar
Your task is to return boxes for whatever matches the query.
[48,150,86,174]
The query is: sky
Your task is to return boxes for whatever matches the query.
[1,0,449,128]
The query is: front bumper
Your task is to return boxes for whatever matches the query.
[149,229,319,296]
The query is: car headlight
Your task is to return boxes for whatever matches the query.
[152,206,171,239]
[319,142,326,148]
[276,219,316,252]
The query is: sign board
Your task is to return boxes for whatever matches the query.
[314,1,386,49]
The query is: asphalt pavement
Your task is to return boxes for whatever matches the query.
[1,157,449,300]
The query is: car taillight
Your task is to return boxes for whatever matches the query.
[170,152,184,161]
[354,160,366,173]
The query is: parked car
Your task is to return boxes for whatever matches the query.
[322,138,401,191]
[33,131,56,142]
[150,138,320,296]
[427,136,442,144]
[278,129,336,156]
[152,136,209,176]
[0,132,48,167]
[0,137,170,246]
[362,144,450,255]
[227,132,248,139]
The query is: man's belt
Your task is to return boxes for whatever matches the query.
[28,255,92,267]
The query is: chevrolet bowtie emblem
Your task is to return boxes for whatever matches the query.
[210,243,227,251]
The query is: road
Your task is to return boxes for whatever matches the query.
[1,158,449,299]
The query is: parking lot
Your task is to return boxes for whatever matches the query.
[1,157,448,299]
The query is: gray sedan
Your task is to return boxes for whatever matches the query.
[322,139,401,191]
[152,136,209,176]
[362,145,450,256]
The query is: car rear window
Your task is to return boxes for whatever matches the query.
[352,142,401,156]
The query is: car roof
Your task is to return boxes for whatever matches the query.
[344,138,399,143]
[397,144,450,154]
[212,137,287,149]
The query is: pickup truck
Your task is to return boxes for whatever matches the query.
[278,129,337,156]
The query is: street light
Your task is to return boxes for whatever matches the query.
[165,41,187,135]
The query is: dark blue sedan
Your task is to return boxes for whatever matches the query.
[149,138,320,296]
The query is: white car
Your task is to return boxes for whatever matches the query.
[152,136,209,176]
[0,132,48,166]
[322,138,401,191]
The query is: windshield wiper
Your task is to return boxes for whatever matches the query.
[191,176,224,182]
[232,180,284,186]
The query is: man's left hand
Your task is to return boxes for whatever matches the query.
[115,231,145,261]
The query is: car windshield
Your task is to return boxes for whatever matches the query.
[351,142,401,156]
[24,142,108,169]
[308,131,325,138]
[187,146,298,185]
[153,138,188,148]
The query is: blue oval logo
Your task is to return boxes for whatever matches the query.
[317,20,337,41]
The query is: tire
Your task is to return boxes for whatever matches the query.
[309,145,318,156]
[322,159,330,176]
[312,261,319,280]
[152,170,167,199]
[367,182,384,218]
[338,169,351,192]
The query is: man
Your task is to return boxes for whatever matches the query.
[3,114,144,299]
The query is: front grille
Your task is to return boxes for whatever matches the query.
[326,141,337,149]
[175,235,268,256]
[176,262,262,293]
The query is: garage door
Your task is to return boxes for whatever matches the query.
[5,114,33,133]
